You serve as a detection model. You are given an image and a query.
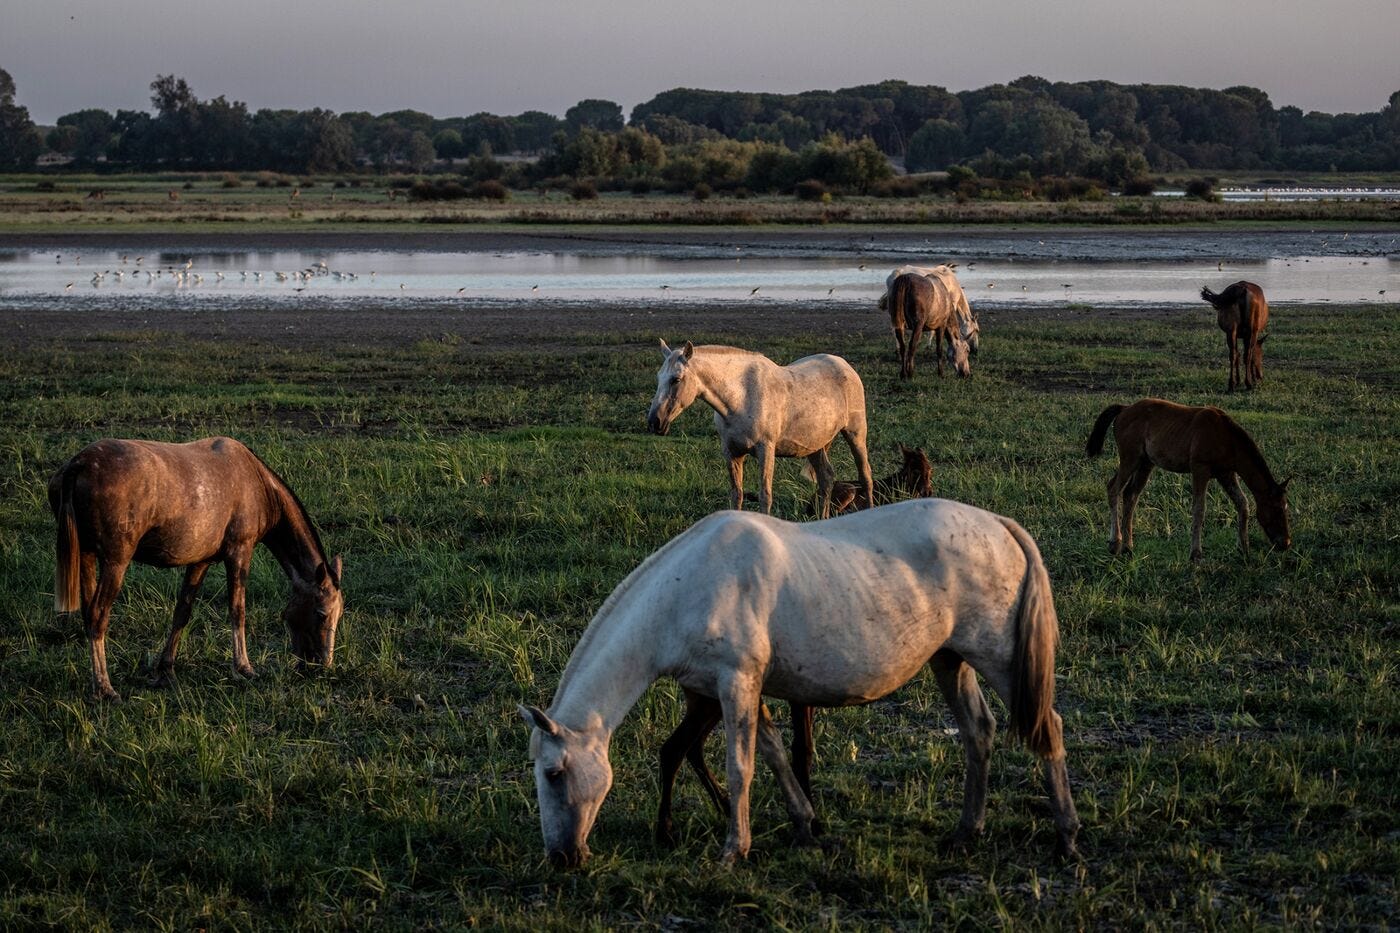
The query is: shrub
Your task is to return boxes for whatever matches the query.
[794,179,828,201]
[1043,176,1105,202]
[570,180,598,201]
[220,173,243,188]
[181,181,194,190]
[409,179,468,201]
[469,180,509,201]
[34,180,56,192]
[630,178,652,196]
[869,176,924,198]
[256,172,294,188]
[1122,176,1156,196]
[692,183,712,201]
[1185,177,1218,201]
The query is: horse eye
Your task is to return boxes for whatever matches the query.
[545,767,565,783]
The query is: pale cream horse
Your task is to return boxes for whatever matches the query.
[646,341,874,519]
[878,264,981,353]
[520,498,1080,867]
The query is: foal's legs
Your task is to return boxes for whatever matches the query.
[726,452,746,511]
[1106,454,1142,555]
[807,448,836,519]
[84,556,130,702]
[657,690,725,846]
[1218,472,1251,554]
[1189,467,1212,562]
[755,705,819,846]
[1119,460,1154,554]
[225,547,256,678]
[931,650,997,845]
[1224,328,1239,391]
[151,561,213,687]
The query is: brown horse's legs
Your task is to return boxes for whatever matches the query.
[1219,473,1251,554]
[225,550,256,678]
[755,705,818,846]
[79,552,98,606]
[656,691,724,846]
[893,326,908,378]
[930,651,996,845]
[1189,468,1212,562]
[808,449,836,519]
[789,703,821,834]
[754,443,776,515]
[726,453,746,511]
[1106,457,1139,554]
[151,561,212,687]
[1225,330,1239,391]
[85,558,129,702]
[1119,460,1154,554]
[1242,336,1259,389]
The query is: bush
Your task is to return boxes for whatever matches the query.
[794,179,828,201]
[34,180,56,192]
[630,178,653,196]
[692,183,712,201]
[1185,177,1218,201]
[409,179,468,201]
[570,180,598,201]
[1043,176,1105,202]
[469,180,509,201]
[1122,176,1156,196]
[869,176,925,198]
[220,173,243,188]
[256,172,295,188]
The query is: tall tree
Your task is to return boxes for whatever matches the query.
[0,68,41,169]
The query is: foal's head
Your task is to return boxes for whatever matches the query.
[647,340,701,435]
[283,555,344,668]
[520,705,612,869]
[1255,477,1292,551]
[896,443,933,497]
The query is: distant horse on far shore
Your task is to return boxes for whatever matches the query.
[1201,281,1269,391]
[49,437,344,701]
[1087,398,1291,562]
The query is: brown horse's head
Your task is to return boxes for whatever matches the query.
[896,443,933,497]
[1255,477,1292,551]
[648,340,699,435]
[284,555,343,668]
[945,334,972,378]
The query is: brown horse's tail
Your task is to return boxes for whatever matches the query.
[1086,404,1126,458]
[52,470,82,612]
[1200,285,1223,308]
[1002,517,1062,759]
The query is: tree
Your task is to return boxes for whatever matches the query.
[405,131,436,171]
[0,67,41,170]
[56,109,115,163]
[565,99,623,133]
[906,119,965,171]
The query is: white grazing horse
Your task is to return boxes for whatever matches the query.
[646,341,874,519]
[520,498,1081,868]
[878,264,980,354]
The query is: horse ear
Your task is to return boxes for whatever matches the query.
[1280,475,1292,492]
[315,561,331,587]
[682,341,694,360]
[658,338,671,356]
[519,704,560,736]
[331,554,343,585]
[897,441,910,454]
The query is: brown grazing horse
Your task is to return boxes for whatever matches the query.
[888,272,970,380]
[808,442,934,516]
[50,437,344,701]
[1201,281,1269,391]
[1086,399,1291,561]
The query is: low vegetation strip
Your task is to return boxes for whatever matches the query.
[0,302,1395,927]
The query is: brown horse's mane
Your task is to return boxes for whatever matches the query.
[245,447,333,575]
[1224,416,1278,487]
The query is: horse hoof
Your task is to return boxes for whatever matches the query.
[717,846,746,866]
[1190,550,1204,563]
[148,671,174,689]
[1107,541,1122,556]
[655,823,677,849]
[939,826,982,854]
[1055,836,1081,862]
[94,688,122,703]
[234,665,257,680]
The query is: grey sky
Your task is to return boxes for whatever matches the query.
[4,0,1397,124]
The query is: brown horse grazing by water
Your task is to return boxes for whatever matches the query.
[1201,281,1270,391]
[888,272,970,380]
[1087,399,1291,562]
[807,442,933,516]
[49,437,344,701]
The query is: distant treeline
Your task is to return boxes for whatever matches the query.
[2,69,1398,192]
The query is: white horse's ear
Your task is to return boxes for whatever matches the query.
[682,341,694,360]
[519,704,560,736]
[658,338,671,356]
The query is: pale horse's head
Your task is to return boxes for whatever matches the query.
[962,312,981,356]
[519,705,613,869]
[647,339,700,436]
[944,331,973,378]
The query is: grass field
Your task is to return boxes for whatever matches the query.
[2,172,1399,232]
[0,300,1396,929]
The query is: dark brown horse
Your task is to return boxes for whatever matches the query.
[1201,281,1269,391]
[50,437,344,701]
[808,442,933,516]
[888,272,970,380]
[1087,399,1291,562]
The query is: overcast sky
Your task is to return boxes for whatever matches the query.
[4,0,1397,124]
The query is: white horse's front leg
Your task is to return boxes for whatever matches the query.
[719,672,762,864]
[727,453,746,511]
[755,443,776,515]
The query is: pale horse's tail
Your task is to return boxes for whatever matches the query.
[1000,517,1063,759]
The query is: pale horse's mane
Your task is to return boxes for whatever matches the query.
[551,520,706,700]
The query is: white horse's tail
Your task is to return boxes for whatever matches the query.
[1001,517,1062,759]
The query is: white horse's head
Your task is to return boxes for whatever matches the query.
[945,333,972,378]
[520,705,613,869]
[963,314,981,356]
[647,339,700,435]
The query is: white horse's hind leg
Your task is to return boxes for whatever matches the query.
[755,706,818,846]
[842,424,874,511]
[726,453,746,511]
[1038,709,1081,859]
[754,443,776,515]
[930,651,997,845]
